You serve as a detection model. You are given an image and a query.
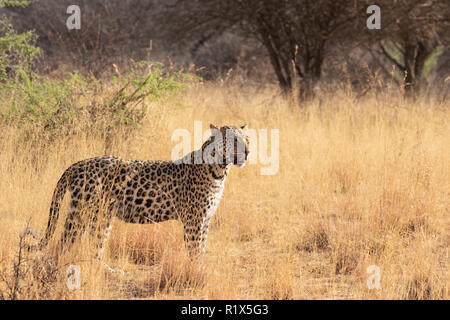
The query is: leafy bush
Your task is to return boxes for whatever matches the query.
[0,1,196,145]
[0,0,38,81]
[0,62,194,136]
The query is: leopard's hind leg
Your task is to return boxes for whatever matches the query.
[88,206,114,261]
[88,203,126,275]
[56,198,88,254]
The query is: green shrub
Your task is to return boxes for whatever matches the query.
[0,0,197,142]
[0,61,196,139]
[0,0,38,82]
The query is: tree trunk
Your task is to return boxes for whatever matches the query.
[403,42,418,96]
[381,39,433,99]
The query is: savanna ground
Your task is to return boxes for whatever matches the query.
[0,78,448,299]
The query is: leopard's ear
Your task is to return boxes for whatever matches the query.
[240,124,248,130]
[210,124,219,130]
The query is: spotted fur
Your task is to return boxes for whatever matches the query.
[36,124,249,257]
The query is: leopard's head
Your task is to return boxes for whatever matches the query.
[205,124,250,167]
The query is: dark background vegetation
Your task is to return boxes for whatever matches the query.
[2,0,450,99]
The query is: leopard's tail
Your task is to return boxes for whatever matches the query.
[23,168,72,252]
[39,168,72,249]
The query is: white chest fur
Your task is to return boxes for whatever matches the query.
[206,179,226,220]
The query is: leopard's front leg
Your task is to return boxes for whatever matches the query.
[182,212,211,257]
[183,219,203,257]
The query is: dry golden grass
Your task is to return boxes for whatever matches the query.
[0,82,448,299]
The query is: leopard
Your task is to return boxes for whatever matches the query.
[25,124,250,260]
